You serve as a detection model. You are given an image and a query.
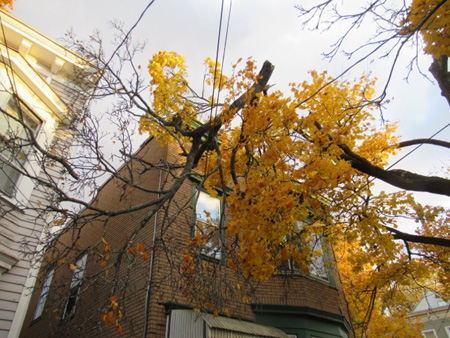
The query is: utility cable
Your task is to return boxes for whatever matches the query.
[214,0,233,117]
[209,0,226,122]
[386,122,450,170]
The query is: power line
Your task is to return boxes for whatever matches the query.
[387,122,450,170]
[214,0,233,117]
[210,0,233,121]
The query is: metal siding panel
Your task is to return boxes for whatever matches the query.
[204,313,288,337]
[169,310,288,338]
[169,309,204,338]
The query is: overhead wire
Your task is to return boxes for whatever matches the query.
[209,0,226,122]
[214,0,233,117]
[386,122,450,170]
[209,0,233,121]
[204,0,232,173]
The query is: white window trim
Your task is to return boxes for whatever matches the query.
[0,64,57,205]
[0,95,42,196]
[32,267,55,320]
[422,329,438,338]
[445,326,450,338]
[62,253,88,320]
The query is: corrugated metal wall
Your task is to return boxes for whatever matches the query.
[167,309,205,338]
[167,309,289,338]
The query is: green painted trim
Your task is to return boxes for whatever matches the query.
[252,304,352,334]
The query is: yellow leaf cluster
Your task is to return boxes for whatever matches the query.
[0,0,14,10]
[101,294,123,334]
[404,0,450,58]
[211,70,398,280]
[204,57,228,91]
[139,51,195,144]
[99,237,112,270]
[336,241,426,338]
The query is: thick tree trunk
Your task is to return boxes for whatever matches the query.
[430,56,450,106]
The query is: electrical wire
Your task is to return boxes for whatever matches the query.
[210,0,233,120]
[386,122,450,170]
[209,0,226,122]
[214,0,233,117]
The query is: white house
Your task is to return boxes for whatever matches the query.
[0,10,96,338]
[409,290,450,338]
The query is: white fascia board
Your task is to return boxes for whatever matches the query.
[0,9,86,70]
[0,45,72,123]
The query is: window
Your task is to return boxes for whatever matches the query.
[278,221,328,280]
[62,253,87,320]
[194,190,222,259]
[423,329,438,338]
[0,95,41,197]
[308,234,328,280]
[32,267,55,320]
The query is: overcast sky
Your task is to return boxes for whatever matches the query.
[11,0,450,210]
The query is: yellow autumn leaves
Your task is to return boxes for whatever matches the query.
[0,0,14,10]
[404,0,450,58]
[136,0,450,320]
[139,51,195,144]
[140,49,401,284]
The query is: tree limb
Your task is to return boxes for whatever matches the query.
[192,61,275,166]
[397,138,450,149]
[339,144,450,196]
[384,225,450,248]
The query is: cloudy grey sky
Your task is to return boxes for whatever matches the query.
[11,0,450,210]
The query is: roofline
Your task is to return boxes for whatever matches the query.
[0,9,94,69]
[0,44,73,121]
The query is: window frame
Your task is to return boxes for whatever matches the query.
[0,60,61,206]
[277,220,330,282]
[0,94,42,198]
[32,266,55,321]
[422,329,438,338]
[62,253,88,321]
[193,187,225,261]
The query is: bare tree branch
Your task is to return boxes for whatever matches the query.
[339,143,450,197]
[397,138,450,149]
[385,225,450,247]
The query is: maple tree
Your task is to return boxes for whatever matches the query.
[138,0,449,336]
[294,1,450,336]
[2,1,449,336]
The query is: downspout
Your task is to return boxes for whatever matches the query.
[142,161,163,338]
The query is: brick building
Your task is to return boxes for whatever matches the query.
[18,136,353,338]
